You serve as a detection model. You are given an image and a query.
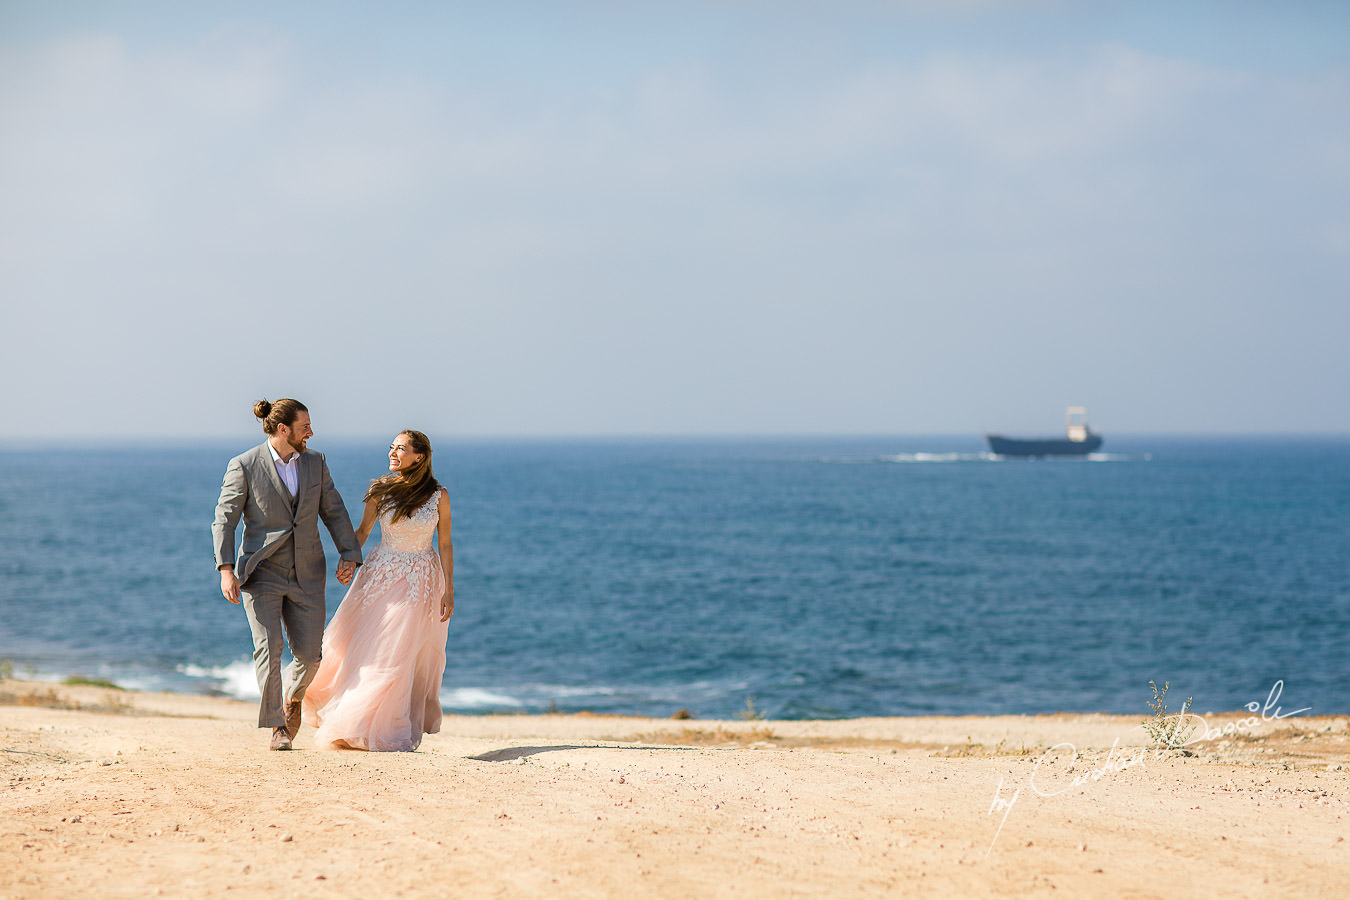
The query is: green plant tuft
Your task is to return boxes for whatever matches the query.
[1142,679,1196,750]
[63,675,124,691]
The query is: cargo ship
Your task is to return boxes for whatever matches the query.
[986,407,1103,457]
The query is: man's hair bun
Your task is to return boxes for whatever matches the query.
[253,398,308,435]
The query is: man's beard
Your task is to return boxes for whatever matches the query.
[287,436,306,454]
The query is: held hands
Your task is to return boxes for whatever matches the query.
[219,567,241,605]
[336,560,358,585]
[439,585,455,623]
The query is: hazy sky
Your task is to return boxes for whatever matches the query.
[2,1,1347,439]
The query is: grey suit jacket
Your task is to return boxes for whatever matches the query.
[212,442,362,595]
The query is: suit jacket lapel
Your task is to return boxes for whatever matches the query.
[254,442,293,512]
[294,451,310,516]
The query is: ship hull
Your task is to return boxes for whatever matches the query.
[986,434,1103,456]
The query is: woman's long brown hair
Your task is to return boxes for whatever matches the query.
[364,430,439,522]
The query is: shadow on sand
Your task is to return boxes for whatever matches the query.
[468,744,689,762]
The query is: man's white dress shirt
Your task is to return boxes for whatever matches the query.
[268,442,300,499]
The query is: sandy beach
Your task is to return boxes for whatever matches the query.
[1,679,1346,898]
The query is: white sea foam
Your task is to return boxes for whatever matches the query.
[440,684,631,709]
[817,453,995,464]
[170,663,739,712]
[516,683,622,698]
[441,687,524,708]
[178,659,260,700]
[880,452,996,463]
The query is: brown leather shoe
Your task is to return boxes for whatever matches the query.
[270,726,292,751]
[285,699,303,740]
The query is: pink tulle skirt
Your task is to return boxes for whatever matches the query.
[303,553,448,751]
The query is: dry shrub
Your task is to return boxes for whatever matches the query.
[628,725,778,747]
[0,686,72,709]
[0,684,133,715]
[932,736,1045,758]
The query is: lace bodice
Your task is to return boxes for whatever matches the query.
[378,490,442,554]
[355,490,445,607]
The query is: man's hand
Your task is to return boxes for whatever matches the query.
[219,566,241,605]
[336,560,357,585]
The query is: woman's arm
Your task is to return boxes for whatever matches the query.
[337,497,380,585]
[354,498,380,548]
[436,488,454,622]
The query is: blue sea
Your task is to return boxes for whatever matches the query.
[0,436,1346,720]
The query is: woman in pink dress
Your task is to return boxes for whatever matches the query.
[302,430,454,751]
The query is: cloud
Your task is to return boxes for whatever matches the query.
[0,30,287,264]
[1,23,1347,435]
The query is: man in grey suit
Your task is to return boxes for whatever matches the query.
[212,398,363,750]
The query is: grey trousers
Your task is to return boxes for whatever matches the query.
[240,553,325,729]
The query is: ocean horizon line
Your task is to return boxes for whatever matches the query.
[1,430,1348,449]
